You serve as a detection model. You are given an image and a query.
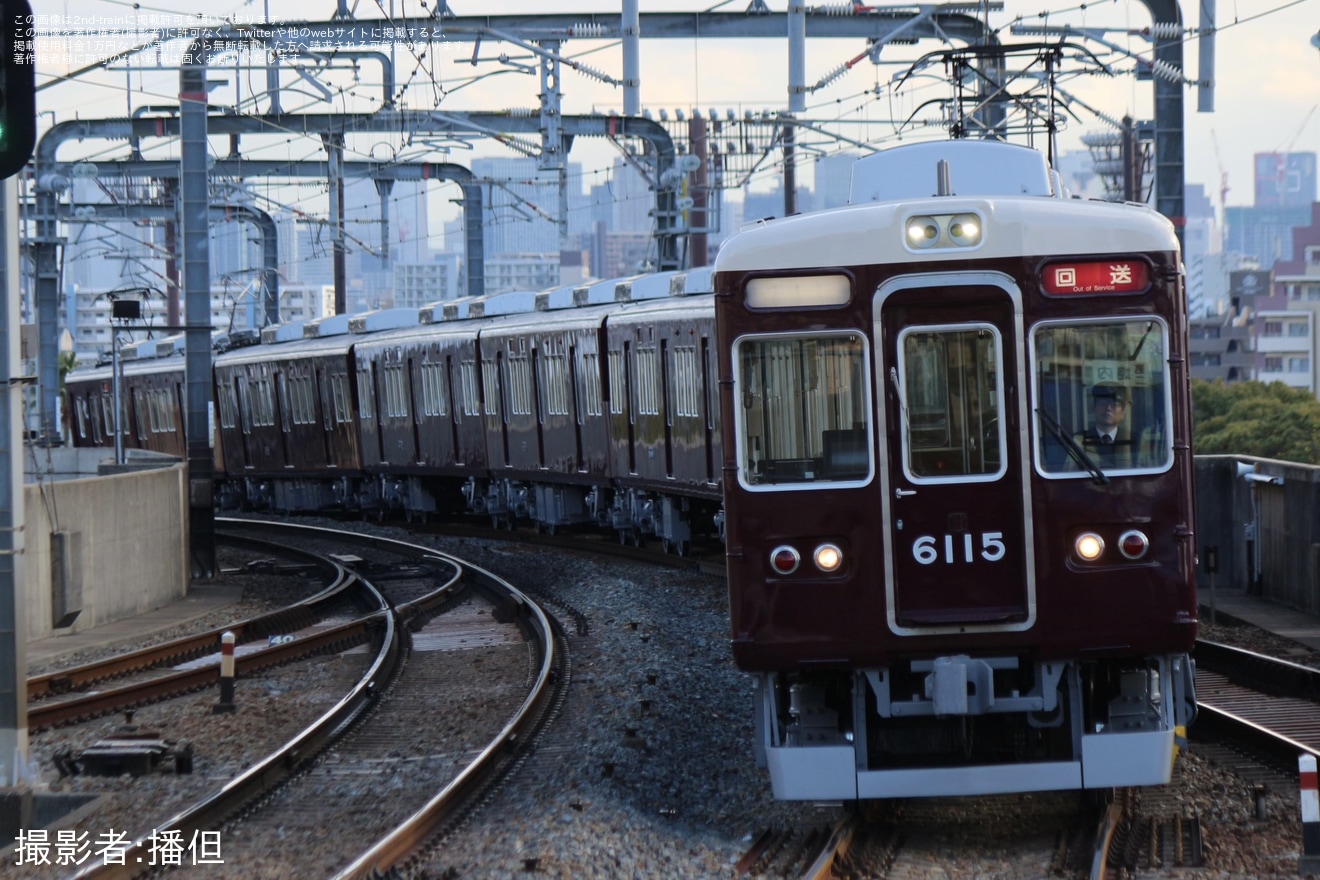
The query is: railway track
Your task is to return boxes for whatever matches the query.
[736,792,1104,880]
[23,519,562,880]
[41,519,1320,876]
[732,786,1208,880]
[1193,640,1320,760]
[28,533,382,732]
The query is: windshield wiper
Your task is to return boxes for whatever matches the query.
[1035,407,1108,485]
[1129,320,1155,361]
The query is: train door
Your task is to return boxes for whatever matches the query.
[702,336,716,484]
[877,272,1034,635]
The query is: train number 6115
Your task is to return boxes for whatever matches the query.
[912,532,1006,565]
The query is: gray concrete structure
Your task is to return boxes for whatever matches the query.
[21,464,188,643]
[1195,455,1320,616]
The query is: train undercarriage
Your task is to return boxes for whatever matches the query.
[752,651,1197,800]
[461,476,723,553]
[217,471,724,552]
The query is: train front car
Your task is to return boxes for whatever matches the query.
[714,140,1198,801]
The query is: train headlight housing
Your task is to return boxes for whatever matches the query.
[769,545,800,575]
[1074,532,1105,562]
[1118,530,1150,560]
[813,543,843,573]
[903,212,984,252]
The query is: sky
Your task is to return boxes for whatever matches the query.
[29,0,1320,226]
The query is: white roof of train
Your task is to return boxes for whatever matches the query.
[716,195,1176,274]
[849,139,1057,202]
[717,141,1177,274]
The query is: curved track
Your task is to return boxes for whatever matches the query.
[53,519,562,880]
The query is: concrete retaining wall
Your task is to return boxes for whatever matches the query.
[22,464,189,641]
[1194,454,1320,614]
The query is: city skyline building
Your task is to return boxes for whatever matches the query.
[1254,152,1318,208]
[47,144,1320,405]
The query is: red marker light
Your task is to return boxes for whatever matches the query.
[1119,530,1149,560]
[1041,260,1150,296]
[770,546,800,575]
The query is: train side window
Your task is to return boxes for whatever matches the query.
[255,379,276,427]
[1032,319,1173,475]
[133,390,149,440]
[420,361,449,418]
[356,368,375,421]
[294,375,313,425]
[75,398,88,440]
[482,355,501,418]
[459,360,479,419]
[541,351,569,417]
[607,349,626,416]
[898,325,1004,482]
[505,352,533,417]
[382,364,408,419]
[236,379,252,435]
[330,374,350,424]
[579,351,603,419]
[671,345,700,419]
[216,384,237,430]
[734,331,870,487]
[276,374,293,430]
[635,346,660,416]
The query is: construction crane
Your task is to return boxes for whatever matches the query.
[1211,129,1229,228]
[1276,104,1317,154]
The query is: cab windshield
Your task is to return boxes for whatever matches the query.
[1033,319,1173,475]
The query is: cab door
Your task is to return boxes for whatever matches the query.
[877,273,1034,635]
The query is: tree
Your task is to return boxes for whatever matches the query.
[1191,379,1320,464]
[57,350,77,437]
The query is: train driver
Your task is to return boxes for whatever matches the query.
[1072,383,1160,469]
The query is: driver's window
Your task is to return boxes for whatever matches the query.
[1032,319,1173,475]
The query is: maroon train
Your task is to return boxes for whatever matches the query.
[66,269,723,556]
[66,139,1198,801]
[713,139,1197,798]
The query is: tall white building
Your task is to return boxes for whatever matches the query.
[472,157,584,257]
[813,152,859,209]
[394,254,463,308]
[610,158,653,233]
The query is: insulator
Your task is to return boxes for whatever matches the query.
[1149,58,1187,84]
[568,59,615,84]
[510,107,534,117]
[571,23,607,39]
[814,63,850,90]
[814,3,855,15]
[1145,22,1184,39]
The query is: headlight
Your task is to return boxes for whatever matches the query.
[906,217,942,248]
[813,543,843,573]
[947,213,982,246]
[1074,532,1105,561]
